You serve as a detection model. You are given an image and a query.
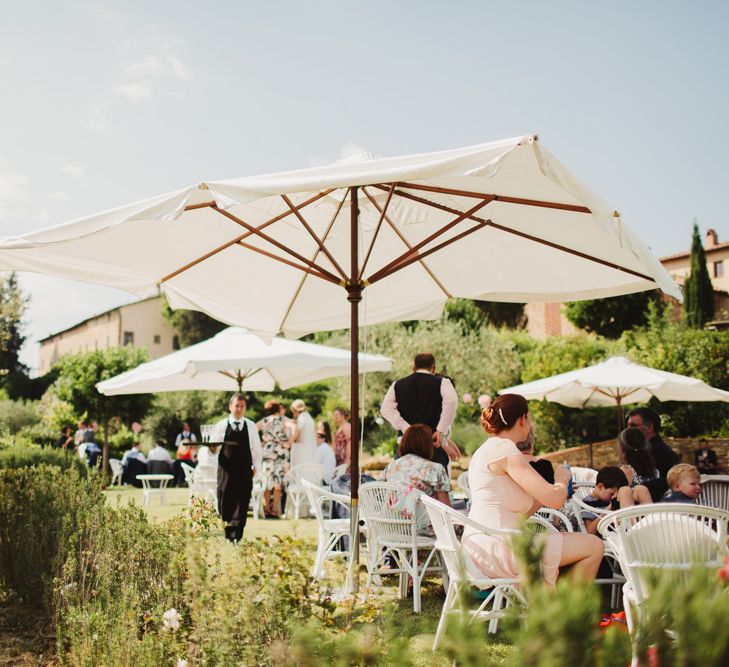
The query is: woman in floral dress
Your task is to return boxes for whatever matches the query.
[384,423,452,536]
[256,400,291,517]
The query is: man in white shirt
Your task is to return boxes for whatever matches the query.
[175,422,197,448]
[316,427,337,485]
[380,352,459,472]
[121,442,148,486]
[215,394,262,543]
[147,440,173,474]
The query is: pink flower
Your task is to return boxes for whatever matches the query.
[719,555,729,582]
[462,393,473,404]
[477,394,491,409]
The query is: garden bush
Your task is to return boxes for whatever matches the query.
[0,465,99,609]
[0,442,87,472]
[0,398,40,433]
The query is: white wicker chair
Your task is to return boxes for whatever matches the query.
[535,507,573,533]
[421,495,527,648]
[359,482,443,613]
[303,480,365,579]
[249,473,267,520]
[570,466,598,488]
[285,463,323,520]
[597,504,729,639]
[191,463,218,509]
[699,475,729,511]
[180,462,197,503]
[108,458,123,486]
[456,471,470,502]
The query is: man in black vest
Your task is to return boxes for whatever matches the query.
[216,393,262,543]
[380,353,458,471]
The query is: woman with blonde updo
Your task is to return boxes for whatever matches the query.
[462,394,603,585]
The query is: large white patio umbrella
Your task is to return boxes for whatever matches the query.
[0,135,681,589]
[500,356,729,430]
[96,326,392,395]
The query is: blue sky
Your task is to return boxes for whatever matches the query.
[1,1,727,370]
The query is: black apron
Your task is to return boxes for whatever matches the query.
[217,421,253,528]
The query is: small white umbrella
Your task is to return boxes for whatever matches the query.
[500,355,729,430]
[96,326,392,395]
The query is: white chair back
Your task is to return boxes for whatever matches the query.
[109,458,122,486]
[303,479,350,524]
[570,466,598,486]
[699,475,729,511]
[597,504,729,606]
[290,463,324,486]
[359,482,416,546]
[180,461,196,485]
[456,471,470,500]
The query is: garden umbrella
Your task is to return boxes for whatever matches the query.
[499,355,729,431]
[0,134,681,589]
[96,326,392,395]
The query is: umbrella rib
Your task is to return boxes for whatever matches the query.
[358,183,397,281]
[368,219,489,285]
[236,239,339,285]
[213,205,342,284]
[361,186,451,298]
[374,185,655,283]
[397,181,592,214]
[367,198,493,284]
[277,189,350,333]
[280,194,348,281]
[161,189,335,285]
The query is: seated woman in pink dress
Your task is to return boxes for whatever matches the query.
[463,394,603,586]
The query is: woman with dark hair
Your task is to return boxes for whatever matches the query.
[463,394,603,585]
[256,399,291,518]
[384,423,452,536]
[617,427,666,501]
[333,407,351,467]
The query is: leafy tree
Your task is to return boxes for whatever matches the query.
[563,290,659,339]
[683,223,715,328]
[0,273,29,395]
[161,296,226,347]
[52,347,152,476]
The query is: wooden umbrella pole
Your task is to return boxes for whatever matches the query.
[347,185,362,594]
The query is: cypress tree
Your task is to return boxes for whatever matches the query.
[683,223,715,328]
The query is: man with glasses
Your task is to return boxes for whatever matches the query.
[626,407,680,479]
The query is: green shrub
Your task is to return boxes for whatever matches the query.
[0,443,87,473]
[55,506,188,666]
[0,398,40,433]
[0,465,99,609]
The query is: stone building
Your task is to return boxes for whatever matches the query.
[38,296,178,375]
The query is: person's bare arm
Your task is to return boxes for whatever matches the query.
[435,490,452,507]
[501,454,570,509]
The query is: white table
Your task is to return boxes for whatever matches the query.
[137,474,174,507]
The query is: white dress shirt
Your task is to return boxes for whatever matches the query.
[121,447,147,466]
[175,431,198,447]
[380,369,458,435]
[147,445,173,463]
[317,442,337,484]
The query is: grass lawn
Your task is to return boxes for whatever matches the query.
[103,484,511,664]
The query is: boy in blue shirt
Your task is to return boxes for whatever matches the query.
[661,464,701,503]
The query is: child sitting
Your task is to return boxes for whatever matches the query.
[580,466,652,533]
[661,463,701,503]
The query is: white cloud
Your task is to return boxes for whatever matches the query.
[123,54,191,81]
[60,164,86,179]
[339,141,369,159]
[113,81,153,100]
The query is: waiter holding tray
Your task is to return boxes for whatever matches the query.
[215,393,262,543]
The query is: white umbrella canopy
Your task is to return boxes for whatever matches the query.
[96,326,392,395]
[500,355,729,411]
[0,135,680,341]
[0,134,682,591]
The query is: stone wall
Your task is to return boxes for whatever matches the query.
[539,438,729,472]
